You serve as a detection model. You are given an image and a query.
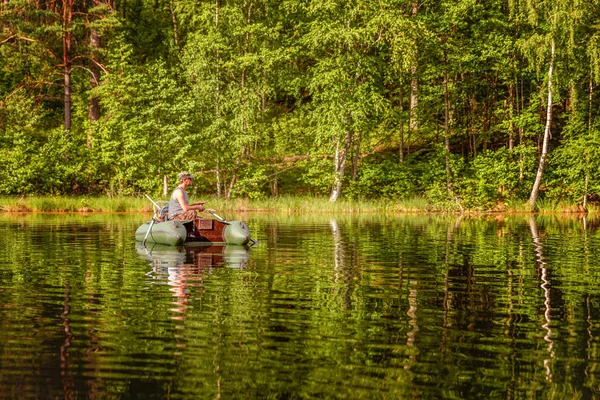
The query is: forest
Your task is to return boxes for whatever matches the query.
[1,0,600,211]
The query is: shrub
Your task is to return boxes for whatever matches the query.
[345,154,418,200]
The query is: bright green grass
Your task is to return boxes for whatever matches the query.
[0,196,152,213]
[0,194,595,214]
[201,195,433,213]
[0,195,430,213]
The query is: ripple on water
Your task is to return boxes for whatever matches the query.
[3,215,600,398]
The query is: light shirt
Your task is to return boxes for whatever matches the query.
[168,187,189,219]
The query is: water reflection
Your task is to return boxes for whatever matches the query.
[135,242,250,399]
[529,216,554,381]
[61,283,74,397]
[137,243,250,270]
[3,213,600,398]
[137,244,250,318]
[330,219,344,283]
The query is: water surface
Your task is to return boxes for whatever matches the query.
[0,212,599,398]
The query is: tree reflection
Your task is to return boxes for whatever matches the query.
[61,283,74,398]
[529,215,554,381]
[5,214,600,398]
[330,219,344,284]
[330,218,361,310]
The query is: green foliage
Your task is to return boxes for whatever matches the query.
[3,0,600,210]
[293,157,330,196]
[93,37,196,195]
[457,148,533,209]
[345,154,418,200]
[230,167,270,200]
[409,145,472,211]
[547,120,600,204]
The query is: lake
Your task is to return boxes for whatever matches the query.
[1,212,599,399]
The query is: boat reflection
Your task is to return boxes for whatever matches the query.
[137,243,250,319]
[137,243,250,270]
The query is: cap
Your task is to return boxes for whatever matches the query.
[177,171,195,182]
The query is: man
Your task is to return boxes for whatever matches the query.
[168,171,206,221]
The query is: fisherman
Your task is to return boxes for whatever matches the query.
[168,172,207,221]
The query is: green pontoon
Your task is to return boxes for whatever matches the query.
[135,196,253,246]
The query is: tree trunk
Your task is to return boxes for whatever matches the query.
[443,51,451,194]
[271,175,278,196]
[88,28,101,127]
[399,90,404,162]
[518,73,524,182]
[329,130,353,202]
[508,83,514,151]
[352,132,361,180]
[410,68,418,132]
[585,70,593,210]
[64,65,71,133]
[215,0,221,197]
[589,70,594,132]
[169,0,179,46]
[227,174,237,199]
[584,153,589,210]
[528,37,555,209]
[409,1,419,133]
[240,2,252,132]
[62,0,73,134]
[469,94,476,158]
[216,157,222,198]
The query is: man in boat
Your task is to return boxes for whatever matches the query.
[168,172,207,222]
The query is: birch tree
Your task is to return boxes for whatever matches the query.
[510,0,581,208]
[303,0,386,202]
[181,0,285,197]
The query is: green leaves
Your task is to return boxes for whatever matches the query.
[2,0,600,208]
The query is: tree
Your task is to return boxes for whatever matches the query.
[181,0,288,197]
[380,1,421,163]
[509,0,584,208]
[302,0,387,202]
[0,0,114,133]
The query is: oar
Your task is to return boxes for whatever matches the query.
[144,194,162,214]
[208,209,228,223]
[142,218,156,246]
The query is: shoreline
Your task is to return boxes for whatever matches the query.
[0,195,596,215]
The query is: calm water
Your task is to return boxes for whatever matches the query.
[1,212,600,399]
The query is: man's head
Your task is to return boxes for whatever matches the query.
[177,171,195,183]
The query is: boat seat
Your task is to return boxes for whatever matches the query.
[154,204,169,221]
[196,218,214,230]
[180,218,214,230]
[160,205,169,219]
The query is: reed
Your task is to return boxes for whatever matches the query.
[0,196,152,213]
[0,194,596,214]
[532,198,559,213]
[503,198,533,213]
[0,195,426,213]
[206,195,433,213]
[210,196,362,213]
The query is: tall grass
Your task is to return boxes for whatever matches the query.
[0,195,430,213]
[0,196,152,213]
[0,194,595,214]
[206,195,431,213]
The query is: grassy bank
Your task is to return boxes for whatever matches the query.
[0,195,428,213]
[0,196,152,213]
[0,195,594,214]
